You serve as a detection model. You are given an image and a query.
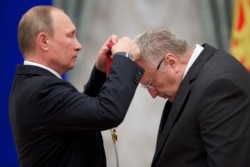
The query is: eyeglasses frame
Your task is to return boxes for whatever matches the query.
[141,57,165,90]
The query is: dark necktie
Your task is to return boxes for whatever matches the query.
[158,100,172,138]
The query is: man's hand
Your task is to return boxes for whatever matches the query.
[111,37,140,61]
[95,34,118,72]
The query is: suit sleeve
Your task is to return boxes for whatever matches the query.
[198,78,249,167]
[84,66,106,97]
[38,55,144,132]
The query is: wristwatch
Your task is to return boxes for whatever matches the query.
[125,52,134,61]
[115,52,134,61]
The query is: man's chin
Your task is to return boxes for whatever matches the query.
[66,65,75,72]
[69,63,75,69]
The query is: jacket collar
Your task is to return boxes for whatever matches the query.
[16,65,60,79]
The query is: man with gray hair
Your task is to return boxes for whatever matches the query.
[135,27,250,167]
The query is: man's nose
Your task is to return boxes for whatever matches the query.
[75,39,82,51]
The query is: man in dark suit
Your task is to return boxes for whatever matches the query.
[9,5,144,167]
[135,27,250,167]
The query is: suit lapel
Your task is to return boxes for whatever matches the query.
[152,79,191,163]
[157,101,172,139]
[152,44,217,165]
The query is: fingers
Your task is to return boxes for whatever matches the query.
[111,37,140,61]
[95,35,119,72]
[110,34,119,45]
[96,35,140,72]
[106,34,119,47]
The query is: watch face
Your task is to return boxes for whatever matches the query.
[126,53,133,61]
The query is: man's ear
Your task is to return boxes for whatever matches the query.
[165,53,176,66]
[165,53,180,72]
[37,32,49,51]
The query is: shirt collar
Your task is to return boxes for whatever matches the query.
[182,44,204,79]
[24,60,62,79]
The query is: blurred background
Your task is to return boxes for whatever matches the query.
[1,0,249,166]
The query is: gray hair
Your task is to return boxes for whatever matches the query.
[135,27,189,66]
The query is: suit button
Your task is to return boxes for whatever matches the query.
[134,71,142,84]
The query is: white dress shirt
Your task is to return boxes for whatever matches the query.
[182,44,204,79]
[24,60,62,79]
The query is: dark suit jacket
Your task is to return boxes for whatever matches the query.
[152,44,250,167]
[9,54,144,167]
